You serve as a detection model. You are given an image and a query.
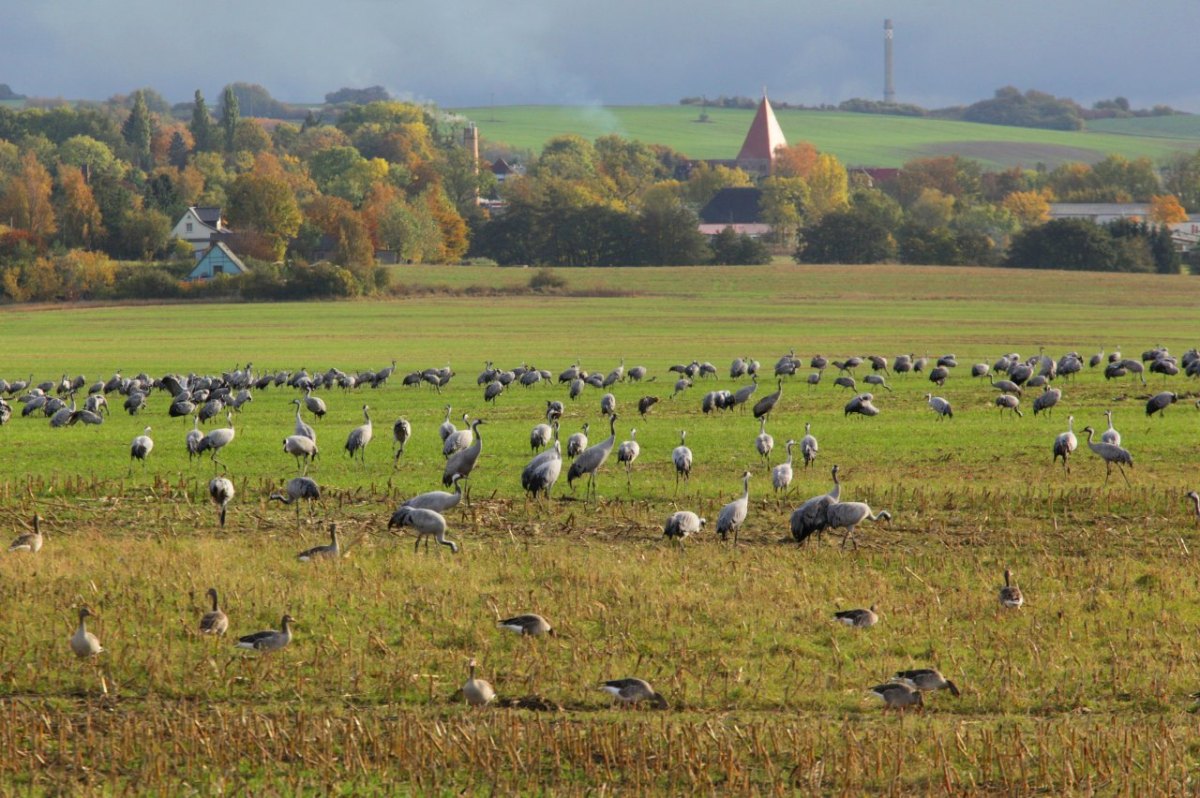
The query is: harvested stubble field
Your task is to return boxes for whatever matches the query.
[3,264,1200,795]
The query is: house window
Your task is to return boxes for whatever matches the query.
[186,222,193,233]
[213,263,224,276]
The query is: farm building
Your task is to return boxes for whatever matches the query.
[171,207,230,258]
[697,187,771,238]
[187,242,248,280]
[1050,203,1200,251]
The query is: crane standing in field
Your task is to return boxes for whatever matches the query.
[755,417,774,467]
[344,404,373,463]
[269,476,321,522]
[129,426,154,473]
[197,413,236,471]
[617,428,640,479]
[772,440,796,495]
[1082,425,1133,487]
[388,506,459,554]
[392,417,411,466]
[672,430,693,491]
[1053,415,1078,474]
[521,425,562,500]
[208,476,235,528]
[800,422,818,469]
[567,414,617,502]
[443,419,486,496]
[716,471,752,543]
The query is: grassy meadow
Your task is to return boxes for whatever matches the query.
[3,264,1200,794]
[451,105,1200,168]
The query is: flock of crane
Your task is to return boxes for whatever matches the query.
[5,344,1200,709]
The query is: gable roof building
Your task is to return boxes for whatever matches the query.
[187,242,248,281]
[697,187,771,237]
[171,206,230,257]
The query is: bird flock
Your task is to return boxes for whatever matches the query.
[4,343,1199,710]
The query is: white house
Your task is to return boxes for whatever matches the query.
[171,207,229,258]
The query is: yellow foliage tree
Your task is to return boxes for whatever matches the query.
[806,153,850,221]
[1001,190,1051,227]
[1,151,57,240]
[55,164,105,249]
[1149,194,1188,224]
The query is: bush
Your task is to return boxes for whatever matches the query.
[529,267,567,292]
[110,266,184,299]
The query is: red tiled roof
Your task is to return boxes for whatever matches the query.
[736,96,787,162]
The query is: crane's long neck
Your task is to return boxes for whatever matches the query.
[742,475,750,499]
[1192,493,1200,517]
[210,591,220,612]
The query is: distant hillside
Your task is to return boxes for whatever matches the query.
[452,105,1200,169]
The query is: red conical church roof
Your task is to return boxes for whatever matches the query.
[736,94,788,163]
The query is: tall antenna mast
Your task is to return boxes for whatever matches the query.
[884,19,895,103]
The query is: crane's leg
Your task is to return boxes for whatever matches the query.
[1118,463,1131,487]
[1103,463,1112,487]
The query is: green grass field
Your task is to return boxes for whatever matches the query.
[452,105,1200,169]
[3,264,1200,793]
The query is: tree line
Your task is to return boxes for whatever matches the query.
[0,84,1198,306]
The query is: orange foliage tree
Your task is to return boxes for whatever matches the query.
[1149,194,1188,224]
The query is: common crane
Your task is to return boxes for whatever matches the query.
[752,379,783,419]
[269,476,321,520]
[530,422,552,453]
[291,399,316,441]
[443,419,485,491]
[208,476,235,527]
[401,474,464,513]
[283,434,318,471]
[566,423,590,459]
[925,394,952,420]
[671,430,693,490]
[521,427,562,500]
[1082,425,1132,486]
[197,412,237,470]
[995,395,1023,418]
[566,414,617,500]
[438,406,456,441]
[772,440,796,493]
[129,426,154,471]
[617,428,640,477]
[826,501,891,550]
[1032,386,1062,417]
[1053,415,1078,474]
[392,417,411,465]
[790,464,841,544]
[388,506,458,553]
[1146,391,1177,418]
[663,511,705,544]
[344,404,373,463]
[716,470,752,543]
[442,413,474,458]
[755,417,774,467]
[800,422,818,469]
[1101,409,1121,446]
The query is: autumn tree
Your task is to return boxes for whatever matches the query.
[805,153,850,221]
[302,196,375,275]
[55,163,105,248]
[1001,190,1051,227]
[759,176,809,245]
[1149,194,1188,224]
[0,151,57,240]
[227,163,302,260]
[772,141,819,179]
[907,187,956,229]
[681,162,751,207]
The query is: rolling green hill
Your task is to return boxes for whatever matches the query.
[452,104,1200,169]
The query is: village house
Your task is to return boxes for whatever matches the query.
[170,207,230,258]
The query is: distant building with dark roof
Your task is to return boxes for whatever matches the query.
[171,206,230,258]
[697,187,771,237]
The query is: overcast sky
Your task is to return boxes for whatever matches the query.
[3,1,1198,112]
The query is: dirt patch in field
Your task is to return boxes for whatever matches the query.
[914,140,1105,168]
[389,283,638,299]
